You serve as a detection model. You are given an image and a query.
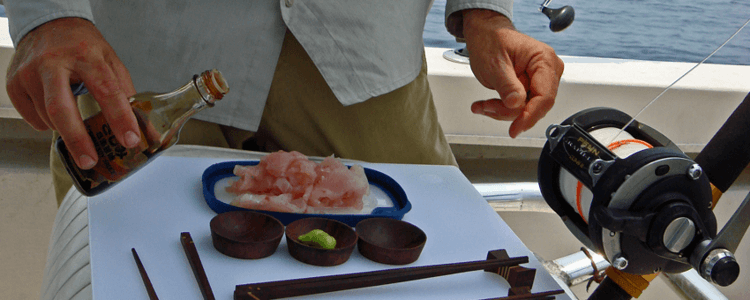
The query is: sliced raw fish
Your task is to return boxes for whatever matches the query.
[226,151,369,214]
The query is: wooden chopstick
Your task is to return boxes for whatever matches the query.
[481,289,565,300]
[131,248,159,300]
[181,232,216,300]
[235,256,529,300]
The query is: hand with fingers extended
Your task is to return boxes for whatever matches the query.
[462,9,565,138]
[5,17,141,170]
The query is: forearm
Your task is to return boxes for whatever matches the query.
[4,0,94,46]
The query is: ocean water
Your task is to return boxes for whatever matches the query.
[425,0,750,66]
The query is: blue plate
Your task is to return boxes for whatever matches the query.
[202,161,411,227]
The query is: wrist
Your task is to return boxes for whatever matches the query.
[462,9,515,33]
[19,17,94,44]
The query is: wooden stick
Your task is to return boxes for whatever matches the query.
[481,289,565,300]
[181,232,215,300]
[131,248,159,300]
[235,256,529,300]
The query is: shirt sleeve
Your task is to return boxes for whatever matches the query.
[4,0,94,46]
[444,0,513,39]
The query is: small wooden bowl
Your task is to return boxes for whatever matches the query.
[355,218,426,265]
[210,211,284,259]
[285,217,358,266]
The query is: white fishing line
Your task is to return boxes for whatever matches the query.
[609,17,750,144]
[559,128,652,223]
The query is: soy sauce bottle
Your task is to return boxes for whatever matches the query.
[56,69,229,196]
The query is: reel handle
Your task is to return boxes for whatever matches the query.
[689,187,750,286]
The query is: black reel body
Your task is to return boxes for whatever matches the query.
[538,108,717,275]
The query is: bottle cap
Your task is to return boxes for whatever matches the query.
[202,69,229,100]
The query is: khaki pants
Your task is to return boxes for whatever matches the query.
[51,31,456,205]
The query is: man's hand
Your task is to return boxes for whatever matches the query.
[6,17,139,169]
[462,9,564,138]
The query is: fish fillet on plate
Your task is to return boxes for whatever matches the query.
[216,151,384,214]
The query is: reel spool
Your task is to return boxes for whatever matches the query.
[538,108,738,284]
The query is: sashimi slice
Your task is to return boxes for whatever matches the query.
[225,151,370,214]
[230,193,307,213]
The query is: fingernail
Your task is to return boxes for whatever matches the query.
[483,106,497,114]
[124,131,140,148]
[79,155,96,169]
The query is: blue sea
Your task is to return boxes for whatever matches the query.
[425,0,750,66]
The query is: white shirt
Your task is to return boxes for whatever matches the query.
[5,0,513,132]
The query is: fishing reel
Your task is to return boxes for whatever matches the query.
[538,107,740,286]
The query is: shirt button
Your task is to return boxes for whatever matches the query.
[285,0,294,7]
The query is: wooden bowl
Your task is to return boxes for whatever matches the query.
[285,217,358,266]
[210,211,284,259]
[355,218,426,265]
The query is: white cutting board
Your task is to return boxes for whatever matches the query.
[88,156,572,300]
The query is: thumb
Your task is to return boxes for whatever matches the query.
[492,62,527,109]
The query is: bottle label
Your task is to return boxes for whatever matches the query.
[61,112,153,194]
[87,114,150,181]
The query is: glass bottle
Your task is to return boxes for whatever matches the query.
[56,69,229,196]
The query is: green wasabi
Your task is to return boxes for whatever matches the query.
[298,229,337,249]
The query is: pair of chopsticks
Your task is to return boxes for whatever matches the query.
[137,241,563,300]
[235,256,531,300]
[131,233,215,300]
